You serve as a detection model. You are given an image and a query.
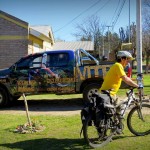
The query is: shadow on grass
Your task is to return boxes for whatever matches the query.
[0,135,140,150]
[1,98,83,112]
[0,138,90,150]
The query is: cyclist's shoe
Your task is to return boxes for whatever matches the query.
[116,122,124,134]
[116,127,123,134]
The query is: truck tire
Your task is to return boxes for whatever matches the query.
[83,83,101,105]
[0,87,8,107]
[11,95,21,104]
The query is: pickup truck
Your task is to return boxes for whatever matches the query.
[0,49,113,107]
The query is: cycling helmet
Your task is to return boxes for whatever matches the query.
[117,51,134,60]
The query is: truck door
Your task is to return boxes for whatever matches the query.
[9,54,43,94]
[45,52,75,94]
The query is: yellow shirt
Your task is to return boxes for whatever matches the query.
[99,62,126,96]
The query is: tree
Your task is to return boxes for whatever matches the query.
[74,15,103,57]
[74,15,120,60]
[143,0,150,73]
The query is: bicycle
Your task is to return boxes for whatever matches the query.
[81,74,150,148]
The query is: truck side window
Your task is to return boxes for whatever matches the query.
[48,53,69,67]
[16,55,42,69]
[16,57,32,69]
[32,56,42,68]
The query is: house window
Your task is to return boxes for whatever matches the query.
[33,43,40,53]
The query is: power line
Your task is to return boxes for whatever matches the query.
[111,0,127,29]
[54,0,102,33]
[92,0,110,15]
[110,0,121,26]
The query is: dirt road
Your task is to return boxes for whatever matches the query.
[0,98,83,116]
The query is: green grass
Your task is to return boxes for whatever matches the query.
[0,114,150,150]
[20,94,82,100]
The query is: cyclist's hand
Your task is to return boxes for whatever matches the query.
[138,85,143,89]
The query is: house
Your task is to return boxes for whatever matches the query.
[0,10,54,68]
[29,25,55,53]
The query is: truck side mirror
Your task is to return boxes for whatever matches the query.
[11,64,17,71]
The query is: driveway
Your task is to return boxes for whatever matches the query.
[0,98,83,116]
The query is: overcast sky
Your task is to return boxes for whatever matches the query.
[0,0,137,41]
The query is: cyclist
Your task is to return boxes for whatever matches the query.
[99,51,138,102]
[98,51,139,134]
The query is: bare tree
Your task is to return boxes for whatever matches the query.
[74,15,120,60]
[143,0,150,73]
[74,15,103,57]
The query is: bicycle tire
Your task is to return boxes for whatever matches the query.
[83,116,113,148]
[127,104,150,136]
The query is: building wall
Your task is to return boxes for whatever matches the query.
[28,34,43,54]
[0,11,29,68]
[43,41,53,50]
[28,34,53,54]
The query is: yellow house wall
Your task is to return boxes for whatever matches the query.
[29,34,53,53]
[29,34,43,47]
[29,34,43,54]
[43,41,52,50]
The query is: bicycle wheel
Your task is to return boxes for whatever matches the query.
[127,104,150,136]
[83,116,113,148]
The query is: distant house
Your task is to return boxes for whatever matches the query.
[29,25,54,53]
[0,10,54,68]
[52,41,94,54]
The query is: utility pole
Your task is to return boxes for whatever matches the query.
[136,0,142,74]
[106,25,112,59]
[129,0,131,43]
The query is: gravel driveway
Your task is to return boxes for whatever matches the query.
[0,98,83,116]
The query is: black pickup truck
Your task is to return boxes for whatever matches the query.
[0,49,114,107]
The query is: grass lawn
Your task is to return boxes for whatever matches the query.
[0,114,150,150]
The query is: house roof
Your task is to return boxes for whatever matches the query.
[0,10,28,29]
[52,41,94,51]
[30,25,54,44]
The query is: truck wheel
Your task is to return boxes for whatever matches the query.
[13,95,21,101]
[0,87,8,107]
[83,83,101,105]
[11,95,21,103]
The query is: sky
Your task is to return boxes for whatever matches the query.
[0,0,136,41]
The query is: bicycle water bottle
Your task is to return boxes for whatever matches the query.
[137,73,143,88]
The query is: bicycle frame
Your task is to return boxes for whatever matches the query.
[115,73,145,118]
[114,88,135,118]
